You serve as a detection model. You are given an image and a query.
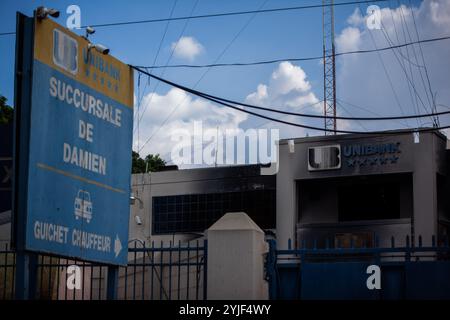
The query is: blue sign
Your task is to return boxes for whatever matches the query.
[18,17,134,265]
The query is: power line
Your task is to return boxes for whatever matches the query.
[134,0,179,143]
[134,35,450,69]
[131,65,450,121]
[407,0,439,126]
[130,65,450,135]
[135,0,199,136]
[0,0,390,36]
[137,0,270,153]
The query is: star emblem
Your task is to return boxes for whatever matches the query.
[358,158,367,166]
[390,156,399,164]
[346,158,355,167]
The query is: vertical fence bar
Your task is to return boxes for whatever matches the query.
[81,261,86,300]
[195,240,199,300]
[266,239,277,300]
[47,258,52,299]
[11,251,16,299]
[56,259,60,300]
[159,240,163,300]
[124,263,128,300]
[72,261,76,301]
[89,265,93,300]
[203,239,207,300]
[106,266,119,300]
[177,240,181,300]
[64,259,68,300]
[168,241,172,300]
[186,241,190,300]
[141,247,146,300]
[98,265,103,300]
[37,255,43,299]
[151,241,154,300]
[132,241,137,300]
[2,244,7,299]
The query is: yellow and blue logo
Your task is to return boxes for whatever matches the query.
[33,17,133,108]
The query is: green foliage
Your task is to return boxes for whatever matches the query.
[132,151,166,173]
[0,95,13,124]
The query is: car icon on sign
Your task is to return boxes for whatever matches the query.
[74,190,93,223]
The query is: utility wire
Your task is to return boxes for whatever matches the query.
[134,35,450,69]
[134,0,179,139]
[138,0,269,153]
[394,0,429,125]
[0,0,390,36]
[363,3,409,128]
[131,65,450,121]
[386,0,421,128]
[407,0,439,126]
[130,65,450,135]
[135,0,199,135]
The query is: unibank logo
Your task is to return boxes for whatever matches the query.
[308,145,341,171]
[53,28,78,75]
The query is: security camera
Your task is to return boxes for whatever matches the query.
[88,43,110,55]
[135,215,142,226]
[86,26,95,35]
[36,6,60,19]
[85,27,95,39]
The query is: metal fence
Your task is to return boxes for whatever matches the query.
[266,235,450,300]
[0,239,207,300]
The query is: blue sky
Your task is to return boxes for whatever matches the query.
[0,0,361,102]
[1,0,448,165]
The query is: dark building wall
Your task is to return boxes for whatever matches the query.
[130,165,275,240]
[277,130,449,249]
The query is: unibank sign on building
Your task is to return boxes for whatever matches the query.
[15,14,133,265]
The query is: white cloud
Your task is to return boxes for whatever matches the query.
[133,88,247,165]
[171,36,204,61]
[246,62,319,109]
[245,61,322,139]
[335,0,450,135]
[347,8,365,26]
[336,26,361,52]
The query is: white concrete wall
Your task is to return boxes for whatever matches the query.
[207,212,268,300]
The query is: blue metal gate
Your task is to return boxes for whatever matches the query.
[266,236,450,300]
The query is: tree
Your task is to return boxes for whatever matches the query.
[0,95,13,124]
[132,151,166,173]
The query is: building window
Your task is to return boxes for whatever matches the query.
[338,182,401,221]
[152,189,275,234]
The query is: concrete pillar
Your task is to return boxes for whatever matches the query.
[207,212,268,300]
[413,134,438,246]
[276,144,297,249]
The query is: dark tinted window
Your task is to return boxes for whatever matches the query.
[152,189,276,234]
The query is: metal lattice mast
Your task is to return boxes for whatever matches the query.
[322,0,337,134]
